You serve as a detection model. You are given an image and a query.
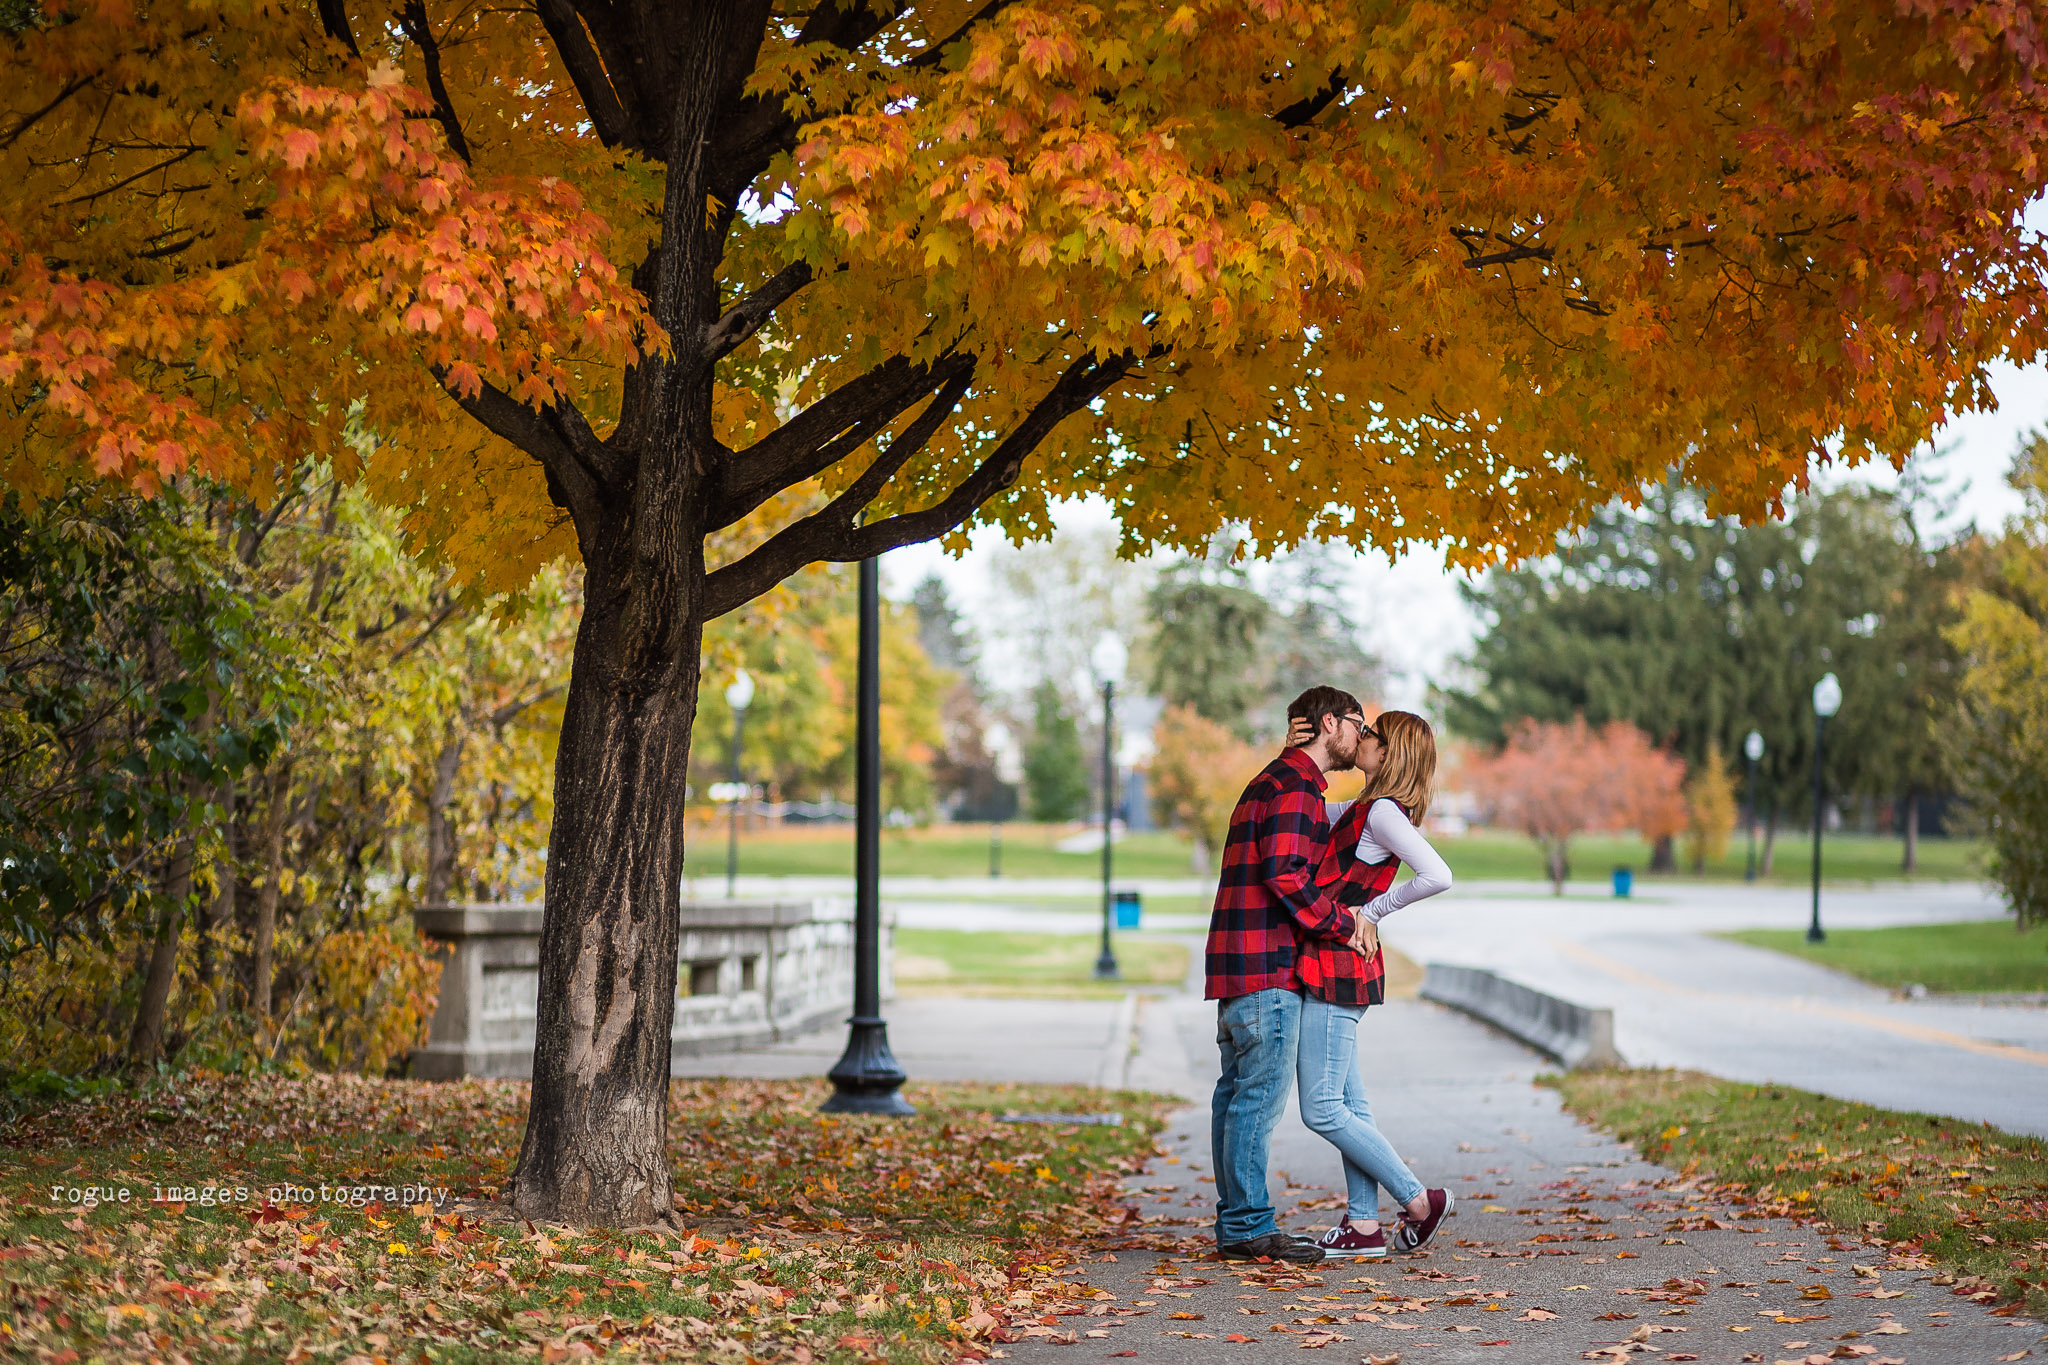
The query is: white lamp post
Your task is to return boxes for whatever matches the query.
[1743,729,1765,882]
[723,669,755,899]
[1808,673,1842,943]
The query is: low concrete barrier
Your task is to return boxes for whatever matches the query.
[410,898,889,1079]
[1419,963,1620,1070]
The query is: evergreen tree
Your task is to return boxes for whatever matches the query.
[1023,681,1090,822]
[1145,559,1272,737]
[1443,483,1961,864]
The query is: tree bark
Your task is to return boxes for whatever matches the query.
[1546,839,1569,894]
[1649,833,1676,874]
[1759,805,1779,877]
[252,765,290,1047]
[129,836,192,1066]
[1902,790,1920,874]
[509,544,702,1228]
[424,723,466,906]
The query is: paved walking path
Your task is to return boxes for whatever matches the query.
[694,982,2042,1364]
[1378,883,2048,1137]
[1010,994,2042,1365]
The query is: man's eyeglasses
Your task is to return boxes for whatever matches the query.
[1340,715,1381,742]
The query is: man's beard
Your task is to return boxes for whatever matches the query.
[1328,733,1360,772]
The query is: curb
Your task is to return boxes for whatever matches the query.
[1420,963,1622,1070]
[1093,991,1138,1090]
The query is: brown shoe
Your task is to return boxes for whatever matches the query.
[1394,1189,1454,1253]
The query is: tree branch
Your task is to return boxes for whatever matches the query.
[701,259,814,364]
[1275,68,1346,128]
[708,351,970,531]
[401,0,472,163]
[702,349,1144,618]
[904,0,1015,70]
[434,371,610,544]
[317,0,361,57]
[534,0,637,151]
[705,3,905,206]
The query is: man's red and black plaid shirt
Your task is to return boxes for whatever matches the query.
[1202,746,1359,1000]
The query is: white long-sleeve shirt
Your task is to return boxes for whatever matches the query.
[1351,797,1453,924]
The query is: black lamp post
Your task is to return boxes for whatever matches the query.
[1808,672,1842,944]
[1090,632,1127,982]
[1743,728,1764,883]
[822,557,913,1115]
[723,669,754,899]
[984,721,1011,879]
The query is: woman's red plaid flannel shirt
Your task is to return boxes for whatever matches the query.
[1294,797,1407,1007]
[1201,747,1358,1000]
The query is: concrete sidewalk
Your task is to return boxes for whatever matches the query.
[1019,994,2043,1365]
[694,985,2041,1364]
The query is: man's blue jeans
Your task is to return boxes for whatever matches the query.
[1211,987,1302,1245]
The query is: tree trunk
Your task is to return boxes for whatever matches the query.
[1189,835,1210,876]
[1902,790,1919,874]
[424,724,466,906]
[252,765,290,1047]
[129,837,193,1066]
[1649,833,1676,874]
[1759,805,1779,876]
[509,546,703,1229]
[1546,839,1569,895]
[202,782,239,1010]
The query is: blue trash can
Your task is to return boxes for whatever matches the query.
[1612,867,1634,899]
[1113,890,1142,928]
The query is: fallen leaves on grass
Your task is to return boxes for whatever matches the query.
[0,1073,1169,1363]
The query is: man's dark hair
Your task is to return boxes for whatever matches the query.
[1287,686,1362,745]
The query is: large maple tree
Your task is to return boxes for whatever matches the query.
[6,0,2048,1225]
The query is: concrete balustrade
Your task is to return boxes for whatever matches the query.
[409,898,888,1080]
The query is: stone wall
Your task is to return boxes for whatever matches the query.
[409,898,889,1080]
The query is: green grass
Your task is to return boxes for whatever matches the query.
[895,928,1188,996]
[1435,827,1984,885]
[1548,1068,2048,1319]
[1721,918,2048,994]
[692,823,1205,880]
[696,821,1985,886]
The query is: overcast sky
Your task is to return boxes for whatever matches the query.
[881,358,2048,711]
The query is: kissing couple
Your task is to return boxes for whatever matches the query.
[1203,685,1457,1263]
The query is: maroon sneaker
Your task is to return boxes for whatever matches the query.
[1314,1223,1388,1259]
[1394,1189,1454,1253]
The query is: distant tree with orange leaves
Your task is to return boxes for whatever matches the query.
[1475,718,1686,894]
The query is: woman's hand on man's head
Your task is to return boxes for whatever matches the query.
[1285,715,1315,747]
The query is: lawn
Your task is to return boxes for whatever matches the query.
[691,822,1204,880]
[1434,827,1984,885]
[0,1072,1170,1363]
[1548,1068,2048,1320]
[1721,918,2048,994]
[694,821,1984,887]
[894,929,1188,997]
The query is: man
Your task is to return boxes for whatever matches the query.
[1204,685,1370,1263]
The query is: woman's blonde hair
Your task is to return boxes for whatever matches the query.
[1359,710,1437,824]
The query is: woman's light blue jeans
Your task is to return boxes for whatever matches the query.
[1297,995,1424,1223]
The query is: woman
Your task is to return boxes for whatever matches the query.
[1289,710,1457,1259]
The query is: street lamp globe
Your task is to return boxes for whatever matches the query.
[725,668,756,713]
[1812,672,1842,718]
[1090,632,1128,686]
[1744,729,1765,762]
